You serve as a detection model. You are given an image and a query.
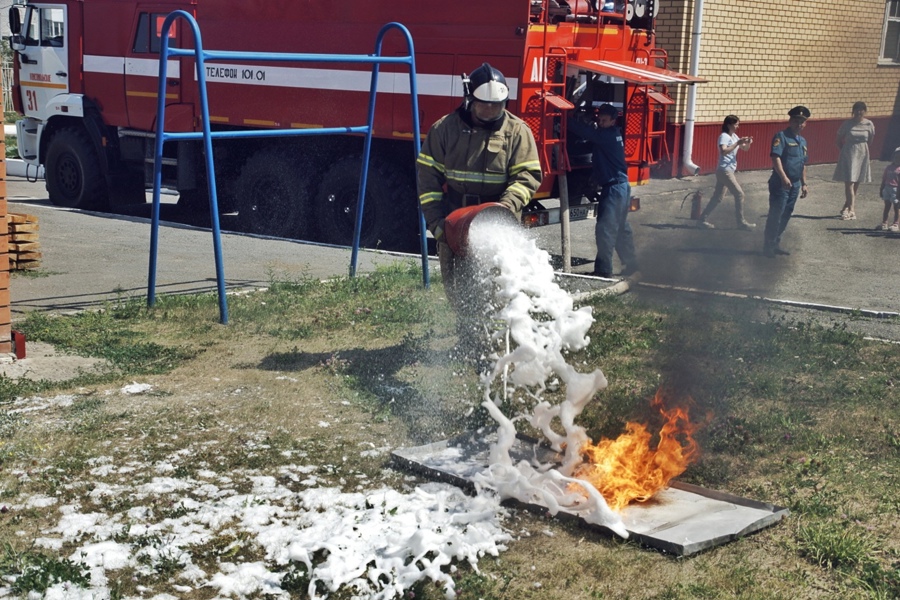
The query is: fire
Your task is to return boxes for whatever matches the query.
[573,390,699,511]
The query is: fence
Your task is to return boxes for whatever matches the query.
[2,58,13,114]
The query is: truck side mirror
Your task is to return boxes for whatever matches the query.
[8,7,20,35]
[10,34,25,52]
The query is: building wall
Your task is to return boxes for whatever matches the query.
[654,0,900,173]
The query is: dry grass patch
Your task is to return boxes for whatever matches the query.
[0,264,895,599]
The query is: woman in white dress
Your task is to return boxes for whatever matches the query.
[834,101,875,220]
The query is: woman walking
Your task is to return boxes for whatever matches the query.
[698,115,755,230]
[834,101,874,220]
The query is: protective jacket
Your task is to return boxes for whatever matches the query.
[417,106,542,239]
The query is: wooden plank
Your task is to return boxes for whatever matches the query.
[7,213,38,224]
[0,288,10,307]
[14,259,41,270]
[9,222,39,233]
[9,233,38,242]
[9,241,39,252]
[11,251,41,261]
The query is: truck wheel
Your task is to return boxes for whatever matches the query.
[314,155,416,250]
[234,150,307,238]
[45,128,108,209]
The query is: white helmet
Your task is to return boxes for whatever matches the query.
[464,63,510,104]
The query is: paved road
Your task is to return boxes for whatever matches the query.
[6,161,900,339]
[537,162,898,313]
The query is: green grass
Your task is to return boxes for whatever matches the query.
[0,544,90,595]
[0,264,898,599]
[4,134,17,159]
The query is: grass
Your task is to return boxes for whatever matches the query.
[4,134,17,159]
[0,262,897,599]
[0,544,90,595]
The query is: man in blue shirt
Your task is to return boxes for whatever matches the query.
[567,103,639,277]
[764,106,810,257]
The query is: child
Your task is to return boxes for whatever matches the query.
[878,147,900,232]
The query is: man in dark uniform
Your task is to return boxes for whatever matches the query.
[764,106,810,257]
[567,103,639,278]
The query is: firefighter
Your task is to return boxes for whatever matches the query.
[417,62,542,311]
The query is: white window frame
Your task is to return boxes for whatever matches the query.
[880,0,900,64]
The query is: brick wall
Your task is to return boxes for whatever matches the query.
[654,0,900,169]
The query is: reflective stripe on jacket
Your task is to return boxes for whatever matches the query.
[416,107,542,233]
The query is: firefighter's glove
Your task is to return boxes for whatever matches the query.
[499,198,516,212]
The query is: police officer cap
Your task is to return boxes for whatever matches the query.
[596,103,619,118]
[788,105,810,119]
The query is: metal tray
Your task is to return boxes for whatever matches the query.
[391,431,789,556]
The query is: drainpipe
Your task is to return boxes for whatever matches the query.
[681,0,704,176]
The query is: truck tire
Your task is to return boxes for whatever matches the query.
[234,150,307,238]
[314,155,416,250]
[45,128,108,209]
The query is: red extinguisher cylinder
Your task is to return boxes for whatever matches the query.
[690,191,703,220]
[443,203,518,256]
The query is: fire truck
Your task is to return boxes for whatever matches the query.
[5,0,700,251]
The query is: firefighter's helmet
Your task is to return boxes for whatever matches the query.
[462,63,509,109]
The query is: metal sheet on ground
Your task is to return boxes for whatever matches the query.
[391,432,789,556]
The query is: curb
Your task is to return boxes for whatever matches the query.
[636,281,900,319]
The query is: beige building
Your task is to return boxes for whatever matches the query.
[653,0,900,174]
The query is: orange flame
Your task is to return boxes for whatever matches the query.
[573,390,699,511]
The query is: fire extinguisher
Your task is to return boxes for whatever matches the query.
[681,190,703,220]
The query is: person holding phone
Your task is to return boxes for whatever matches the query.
[697,115,755,230]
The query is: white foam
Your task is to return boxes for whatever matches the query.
[465,217,627,538]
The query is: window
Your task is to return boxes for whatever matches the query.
[881,0,900,63]
[133,13,178,54]
[41,9,65,47]
[22,7,65,47]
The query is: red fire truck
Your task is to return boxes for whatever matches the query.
[6,0,700,251]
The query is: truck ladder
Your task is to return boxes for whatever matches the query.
[531,1,576,175]
[630,46,674,168]
[537,49,574,176]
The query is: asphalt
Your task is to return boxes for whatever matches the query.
[5,185,424,316]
